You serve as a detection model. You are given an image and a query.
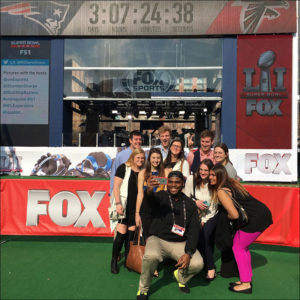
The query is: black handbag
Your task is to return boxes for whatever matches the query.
[222,189,248,228]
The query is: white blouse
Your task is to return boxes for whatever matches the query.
[184,175,218,224]
[172,159,190,178]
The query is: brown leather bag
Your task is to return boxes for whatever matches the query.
[126,227,145,274]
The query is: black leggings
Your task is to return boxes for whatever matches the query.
[198,213,219,271]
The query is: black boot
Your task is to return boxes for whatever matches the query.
[125,230,136,269]
[111,232,126,274]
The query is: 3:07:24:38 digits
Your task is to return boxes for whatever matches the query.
[89,2,194,25]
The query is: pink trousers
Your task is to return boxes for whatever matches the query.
[232,230,262,283]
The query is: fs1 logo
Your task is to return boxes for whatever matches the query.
[241,50,287,116]
[245,153,291,174]
[26,190,106,227]
[121,70,176,92]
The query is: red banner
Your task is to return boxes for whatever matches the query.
[244,185,299,247]
[236,35,292,149]
[1,179,299,247]
[0,179,113,237]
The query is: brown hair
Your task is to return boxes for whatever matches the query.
[144,147,165,181]
[195,158,214,188]
[163,138,185,168]
[211,164,248,203]
[158,125,172,136]
[200,129,214,140]
[214,143,230,165]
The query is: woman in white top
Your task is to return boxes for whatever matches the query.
[163,138,190,178]
[184,158,219,281]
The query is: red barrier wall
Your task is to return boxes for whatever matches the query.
[0,179,299,247]
[244,185,299,247]
[0,179,113,237]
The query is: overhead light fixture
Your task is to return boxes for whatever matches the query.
[128,114,132,120]
[112,110,118,114]
[152,110,157,114]
[179,111,185,115]
[203,108,208,113]
[139,111,146,115]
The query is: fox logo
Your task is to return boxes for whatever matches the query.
[0,1,69,35]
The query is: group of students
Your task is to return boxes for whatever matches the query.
[109,126,273,299]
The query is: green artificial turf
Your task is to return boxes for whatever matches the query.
[0,236,299,300]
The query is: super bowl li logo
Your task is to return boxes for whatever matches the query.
[241,50,287,116]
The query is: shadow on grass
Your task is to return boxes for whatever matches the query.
[148,259,213,295]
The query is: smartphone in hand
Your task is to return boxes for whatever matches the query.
[155,177,168,185]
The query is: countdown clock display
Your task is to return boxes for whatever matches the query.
[65,0,227,35]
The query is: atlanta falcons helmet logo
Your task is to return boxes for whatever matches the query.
[0,1,70,35]
[233,1,289,33]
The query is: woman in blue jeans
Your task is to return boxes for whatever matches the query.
[209,164,273,294]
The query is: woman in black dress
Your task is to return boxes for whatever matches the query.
[209,164,273,294]
[135,147,169,277]
[110,148,145,274]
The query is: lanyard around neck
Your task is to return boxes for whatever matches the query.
[168,194,186,229]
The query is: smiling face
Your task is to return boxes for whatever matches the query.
[150,152,161,169]
[167,176,184,196]
[159,131,171,149]
[170,141,182,157]
[209,170,217,186]
[129,134,142,150]
[200,137,213,154]
[133,153,145,168]
[214,147,227,164]
[199,163,210,180]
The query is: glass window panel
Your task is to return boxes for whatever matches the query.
[64,38,222,98]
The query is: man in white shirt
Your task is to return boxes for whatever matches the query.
[155,125,172,160]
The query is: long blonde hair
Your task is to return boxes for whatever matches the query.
[211,164,248,203]
[125,148,145,168]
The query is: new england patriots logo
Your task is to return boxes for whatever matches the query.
[0,1,69,35]
[232,1,289,33]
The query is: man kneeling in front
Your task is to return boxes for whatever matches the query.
[136,171,204,300]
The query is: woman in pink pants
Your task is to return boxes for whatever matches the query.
[209,164,273,294]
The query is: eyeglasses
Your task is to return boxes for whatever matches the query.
[171,144,182,149]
